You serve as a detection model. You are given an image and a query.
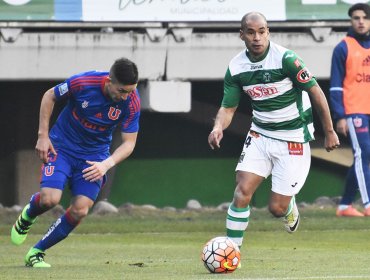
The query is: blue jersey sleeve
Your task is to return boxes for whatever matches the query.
[121,89,141,133]
[53,71,106,101]
[54,80,72,101]
[329,40,347,121]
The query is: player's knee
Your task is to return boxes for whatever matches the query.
[39,195,59,209]
[268,202,286,217]
[69,207,89,220]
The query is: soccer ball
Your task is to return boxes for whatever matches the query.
[201,236,240,273]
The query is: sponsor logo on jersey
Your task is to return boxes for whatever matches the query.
[72,109,108,131]
[59,83,69,96]
[288,142,303,155]
[356,73,370,83]
[95,112,103,119]
[250,64,263,70]
[296,67,312,83]
[356,127,369,133]
[244,86,278,98]
[362,55,370,67]
[82,100,89,108]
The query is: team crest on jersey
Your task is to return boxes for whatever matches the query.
[81,101,89,108]
[262,72,271,83]
[108,107,122,120]
[44,165,55,176]
[296,67,312,83]
[353,117,362,128]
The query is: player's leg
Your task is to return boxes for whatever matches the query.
[11,152,69,246]
[25,195,94,268]
[227,131,270,248]
[336,167,364,216]
[269,192,299,232]
[269,141,311,233]
[348,115,370,215]
[26,161,104,268]
[12,188,63,245]
[227,171,264,247]
[338,115,370,216]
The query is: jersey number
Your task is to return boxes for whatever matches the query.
[244,136,252,148]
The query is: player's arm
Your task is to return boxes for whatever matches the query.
[307,85,340,152]
[282,50,340,152]
[35,88,58,163]
[208,68,241,149]
[329,42,348,136]
[109,132,138,165]
[83,132,138,182]
[208,107,237,149]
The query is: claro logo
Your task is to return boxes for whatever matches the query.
[244,86,278,98]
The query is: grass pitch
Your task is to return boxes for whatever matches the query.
[1,206,370,280]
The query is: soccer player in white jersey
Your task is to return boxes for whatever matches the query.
[208,12,340,251]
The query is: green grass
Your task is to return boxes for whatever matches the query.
[1,207,370,280]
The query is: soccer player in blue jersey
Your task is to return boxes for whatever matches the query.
[10,57,140,268]
[330,3,370,217]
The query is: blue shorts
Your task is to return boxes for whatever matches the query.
[40,150,107,201]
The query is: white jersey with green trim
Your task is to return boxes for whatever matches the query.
[224,41,317,143]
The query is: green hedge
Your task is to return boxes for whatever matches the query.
[107,158,347,208]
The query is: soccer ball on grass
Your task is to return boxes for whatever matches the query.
[201,236,240,273]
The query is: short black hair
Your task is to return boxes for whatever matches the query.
[348,3,370,19]
[110,57,139,85]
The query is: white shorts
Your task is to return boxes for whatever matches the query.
[236,131,311,196]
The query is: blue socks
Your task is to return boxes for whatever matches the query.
[34,209,79,251]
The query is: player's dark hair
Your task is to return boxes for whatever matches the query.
[110,57,139,85]
[240,12,267,31]
[348,3,370,19]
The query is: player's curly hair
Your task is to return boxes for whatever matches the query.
[348,3,370,19]
[110,57,139,85]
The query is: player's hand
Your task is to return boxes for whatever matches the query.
[208,128,223,150]
[83,160,111,182]
[35,136,57,163]
[324,130,340,152]
[336,119,348,137]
